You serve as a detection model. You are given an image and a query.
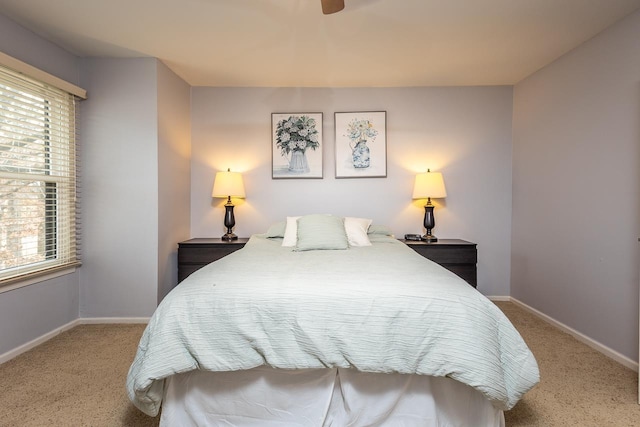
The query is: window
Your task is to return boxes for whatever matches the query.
[0,64,80,285]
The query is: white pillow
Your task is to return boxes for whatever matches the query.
[344,217,372,246]
[282,216,301,247]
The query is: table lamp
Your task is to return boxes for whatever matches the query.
[212,168,245,241]
[412,169,447,242]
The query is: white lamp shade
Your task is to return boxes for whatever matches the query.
[212,169,245,198]
[412,171,447,199]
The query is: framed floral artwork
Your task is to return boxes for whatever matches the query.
[272,113,323,179]
[334,111,386,178]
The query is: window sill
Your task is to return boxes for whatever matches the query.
[0,267,78,294]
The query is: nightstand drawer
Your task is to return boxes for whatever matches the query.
[178,238,249,283]
[408,246,476,264]
[400,239,477,287]
[440,264,477,286]
[178,264,206,283]
[178,246,244,264]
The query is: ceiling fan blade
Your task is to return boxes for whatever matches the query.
[321,0,345,14]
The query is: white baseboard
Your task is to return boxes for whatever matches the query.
[0,319,81,365]
[0,316,149,365]
[487,295,511,301]
[506,297,638,372]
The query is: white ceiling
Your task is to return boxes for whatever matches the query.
[1,0,639,87]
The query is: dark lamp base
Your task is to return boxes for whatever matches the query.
[422,235,438,242]
[221,233,238,241]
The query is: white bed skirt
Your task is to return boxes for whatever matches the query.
[160,367,505,427]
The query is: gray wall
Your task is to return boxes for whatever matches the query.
[157,62,191,303]
[78,58,160,317]
[78,57,192,317]
[0,14,80,356]
[191,86,514,296]
[512,10,640,360]
[0,14,79,85]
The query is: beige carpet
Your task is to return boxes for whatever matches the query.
[496,301,640,426]
[0,301,638,426]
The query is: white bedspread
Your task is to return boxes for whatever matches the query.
[127,234,539,416]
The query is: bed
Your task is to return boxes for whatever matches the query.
[127,215,539,426]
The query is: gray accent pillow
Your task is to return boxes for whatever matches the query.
[265,221,286,238]
[367,224,393,236]
[295,214,349,251]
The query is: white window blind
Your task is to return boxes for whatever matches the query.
[0,64,81,285]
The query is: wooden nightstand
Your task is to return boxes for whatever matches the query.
[400,239,477,287]
[178,238,249,282]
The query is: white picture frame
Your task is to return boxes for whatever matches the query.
[272,113,323,179]
[335,111,387,178]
